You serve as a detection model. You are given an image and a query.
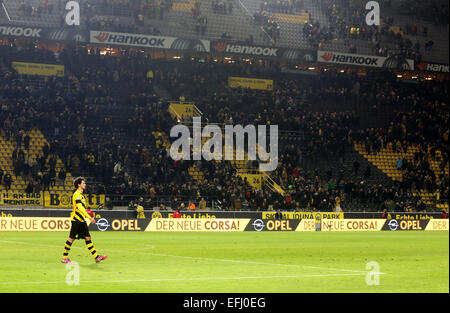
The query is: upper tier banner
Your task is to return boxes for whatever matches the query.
[317,50,414,70]
[90,30,210,52]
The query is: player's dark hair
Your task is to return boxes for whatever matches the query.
[74,177,86,189]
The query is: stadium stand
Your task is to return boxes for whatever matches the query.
[2,0,447,62]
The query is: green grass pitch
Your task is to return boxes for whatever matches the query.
[0,231,448,293]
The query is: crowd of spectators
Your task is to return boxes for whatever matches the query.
[0,42,448,212]
[15,0,172,36]
[253,11,281,43]
[81,0,174,20]
[397,0,449,26]
[316,0,437,63]
[151,57,448,212]
[191,1,207,35]
[18,0,56,17]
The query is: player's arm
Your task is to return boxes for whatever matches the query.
[75,197,95,223]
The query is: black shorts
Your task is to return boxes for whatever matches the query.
[69,220,91,240]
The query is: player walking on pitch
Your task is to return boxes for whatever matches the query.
[61,177,107,263]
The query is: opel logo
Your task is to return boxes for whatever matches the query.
[96,218,110,231]
[253,219,265,231]
[388,219,399,231]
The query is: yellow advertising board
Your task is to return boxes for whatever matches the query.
[11,61,65,77]
[320,219,386,232]
[237,173,263,189]
[44,192,105,208]
[0,191,43,206]
[168,102,196,119]
[425,219,449,231]
[295,219,316,231]
[145,218,250,232]
[263,212,344,220]
[228,77,273,91]
[0,217,71,231]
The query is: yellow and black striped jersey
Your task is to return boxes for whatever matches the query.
[71,190,90,222]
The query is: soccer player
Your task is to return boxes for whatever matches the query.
[61,177,107,263]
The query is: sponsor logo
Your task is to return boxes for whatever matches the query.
[1,192,42,205]
[321,219,384,231]
[110,219,141,231]
[416,62,427,71]
[90,31,210,51]
[228,76,273,91]
[48,29,86,42]
[213,41,227,52]
[94,31,109,42]
[426,219,449,231]
[152,211,162,219]
[145,218,248,232]
[320,52,333,62]
[96,218,110,231]
[262,212,344,219]
[252,219,265,231]
[213,42,278,57]
[318,51,414,69]
[319,51,379,66]
[416,61,449,73]
[0,217,70,231]
[388,219,399,231]
[0,26,42,38]
[91,31,166,47]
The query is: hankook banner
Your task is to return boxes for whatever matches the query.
[0,24,88,42]
[317,50,414,70]
[415,61,449,73]
[211,40,315,62]
[90,30,210,52]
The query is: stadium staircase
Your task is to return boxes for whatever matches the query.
[140,0,269,44]
[158,101,206,184]
[354,142,449,210]
[239,0,312,49]
[165,100,285,195]
[0,128,73,194]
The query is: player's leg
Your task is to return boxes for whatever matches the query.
[84,236,99,259]
[85,235,108,263]
[61,237,74,263]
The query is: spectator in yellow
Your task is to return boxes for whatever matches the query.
[334,197,342,212]
[136,204,145,218]
[199,197,207,210]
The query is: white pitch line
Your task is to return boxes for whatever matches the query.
[138,252,386,275]
[0,239,385,275]
[0,273,366,285]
